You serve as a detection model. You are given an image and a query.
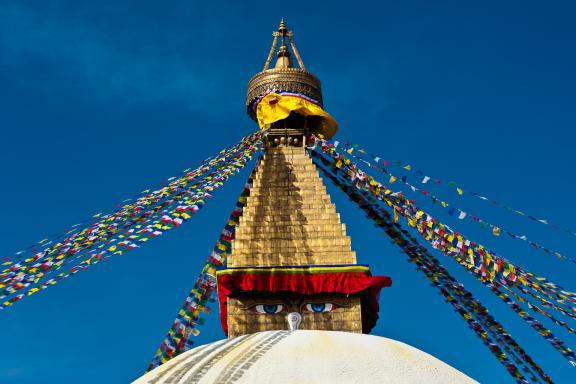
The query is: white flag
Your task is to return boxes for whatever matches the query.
[458,211,467,220]
[422,176,430,184]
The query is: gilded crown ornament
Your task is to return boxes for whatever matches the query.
[246,20,339,139]
[246,19,323,119]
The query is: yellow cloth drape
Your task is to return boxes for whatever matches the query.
[255,93,338,138]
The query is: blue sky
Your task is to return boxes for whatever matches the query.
[0,1,575,382]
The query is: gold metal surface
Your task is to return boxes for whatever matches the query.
[229,145,356,268]
[225,20,364,338]
[247,20,323,114]
[246,68,322,109]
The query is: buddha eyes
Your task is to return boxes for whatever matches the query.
[250,302,337,314]
[253,304,285,314]
[303,303,335,313]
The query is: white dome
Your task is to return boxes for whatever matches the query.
[134,330,477,384]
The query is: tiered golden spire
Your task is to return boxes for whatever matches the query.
[216,20,388,339]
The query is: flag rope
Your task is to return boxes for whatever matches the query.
[1,131,264,309]
[329,139,576,240]
[314,157,552,383]
[309,143,576,368]
[147,154,262,370]
[315,138,573,263]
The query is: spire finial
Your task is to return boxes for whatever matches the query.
[274,20,292,69]
[262,19,306,71]
[278,18,287,35]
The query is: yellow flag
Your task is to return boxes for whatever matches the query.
[389,176,397,184]
[492,227,501,236]
[456,188,463,195]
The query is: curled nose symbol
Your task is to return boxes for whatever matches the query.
[287,312,302,331]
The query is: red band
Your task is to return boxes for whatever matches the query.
[217,269,392,335]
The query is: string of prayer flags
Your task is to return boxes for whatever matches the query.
[310,137,576,312]
[497,282,576,335]
[314,158,552,383]
[514,284,576,322]
[1,132,264,310]
[3,131,263,265]
[328,138,576,239]
[147,155,261,370]
[309,141,576,367]
[343,148,573,264]
[312,149,576,371]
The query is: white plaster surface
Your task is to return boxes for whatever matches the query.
[134,330,478,384]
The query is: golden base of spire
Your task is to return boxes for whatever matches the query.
[246,68,323,110]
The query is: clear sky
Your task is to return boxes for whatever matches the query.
[0,1,575,383]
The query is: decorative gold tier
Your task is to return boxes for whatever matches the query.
[228,145,357,268]
[246,68,323,110]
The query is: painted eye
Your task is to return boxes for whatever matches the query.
[303,303,335,313]
[253,304,285,314]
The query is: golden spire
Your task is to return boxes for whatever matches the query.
[278,18,287,34]
[263,19,305,71]
[275,38,293,69]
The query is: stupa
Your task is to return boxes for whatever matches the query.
[134,20,477,384]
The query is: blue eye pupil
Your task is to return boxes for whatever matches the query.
[311,303,326,312]
[263,304,279,314]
